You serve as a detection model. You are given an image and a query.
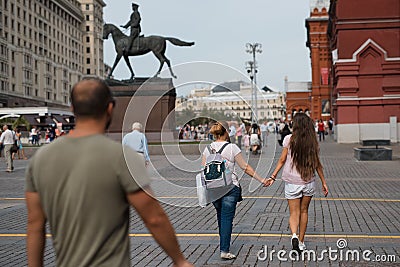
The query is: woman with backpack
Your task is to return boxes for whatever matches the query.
[265,113,328,252]
[201,121,269,260]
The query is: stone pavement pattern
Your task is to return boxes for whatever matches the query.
[0,134,399,266]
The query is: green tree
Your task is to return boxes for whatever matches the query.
[175,106,196,126]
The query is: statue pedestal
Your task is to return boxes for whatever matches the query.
[105,78,176,142]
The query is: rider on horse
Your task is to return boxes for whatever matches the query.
[121,3,141,53]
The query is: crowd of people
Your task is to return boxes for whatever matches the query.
[0,78,331,265]
[0,124,73,173]
[178,119,339,155]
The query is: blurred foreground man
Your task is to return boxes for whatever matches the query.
[25,78,193,267]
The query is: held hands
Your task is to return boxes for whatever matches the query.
[265,178,275,187]
[262,177,275,187]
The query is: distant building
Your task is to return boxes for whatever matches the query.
[285,77,312,121]
[0,0,106,109]
[305,0,332,121]
[176,81,285,123]
[79,0,107,78]
[328,0,400,143]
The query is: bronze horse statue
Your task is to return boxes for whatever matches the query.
[103,23,194,80]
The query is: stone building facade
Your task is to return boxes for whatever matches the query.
[0,0,106,108]
[176,81,286,123]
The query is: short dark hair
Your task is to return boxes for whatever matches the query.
[70,78,114,119]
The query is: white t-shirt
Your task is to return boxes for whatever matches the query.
[0,129,15,145]
[202,141,241,186]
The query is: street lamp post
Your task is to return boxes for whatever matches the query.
[246,61,255,123]
[246,43,262,124]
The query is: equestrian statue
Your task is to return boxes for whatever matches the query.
[103,3,194,80]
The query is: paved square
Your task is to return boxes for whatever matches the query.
[1,134,399,266]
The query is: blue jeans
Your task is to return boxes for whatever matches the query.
[212,186,242,253]
[318,130,325,141]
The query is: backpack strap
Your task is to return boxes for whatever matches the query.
[207,145,215,154]
[217,142,230,154]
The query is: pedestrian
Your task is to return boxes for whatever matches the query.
[274,119,280,133]
[249,123,260,154]
[14,128,28,160]
[229,122,236,144]
[30,126,38,145]
[25,78,193,267]
[0,129,3,157]
[122,122,150,166]
[317,119,325,142]
[278,122,291,146]
[0,125,16,172]
[265,113,328,252]
[260,121,268,147]
[243,130,250,155]
[328,117,334,135]
[49,126,56,142]
[235,122,243,149]
[201,121,269,260]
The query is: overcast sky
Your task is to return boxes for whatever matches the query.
[103,0,312,95]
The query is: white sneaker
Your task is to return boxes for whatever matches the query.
[221,252,237,260]
[291,233,300,252]
[299,241,306,251]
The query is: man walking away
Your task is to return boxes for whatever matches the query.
[0,125,16,172]
[122,122,150,166]
[25,78,193,267]
[260,121,268,147]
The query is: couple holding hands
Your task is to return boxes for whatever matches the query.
[201,113,329,260]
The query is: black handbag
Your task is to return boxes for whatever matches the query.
[10,133,18,153]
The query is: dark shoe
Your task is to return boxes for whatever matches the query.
[291,234,300,252]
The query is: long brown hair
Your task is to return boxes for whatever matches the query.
[289,113,322,181]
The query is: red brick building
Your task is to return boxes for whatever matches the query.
[306,0,332,121]
[328,0,400,143]
[285,78,312,121]
[286,0,331,121]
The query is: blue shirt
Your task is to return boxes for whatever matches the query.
[122,130,150,161]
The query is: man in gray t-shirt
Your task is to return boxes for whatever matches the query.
[25,78,193,267]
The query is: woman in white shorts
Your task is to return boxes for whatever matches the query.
[265,113,328,252]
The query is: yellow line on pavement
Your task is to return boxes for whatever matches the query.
[0,234,52,237]
[2,197,400,202]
